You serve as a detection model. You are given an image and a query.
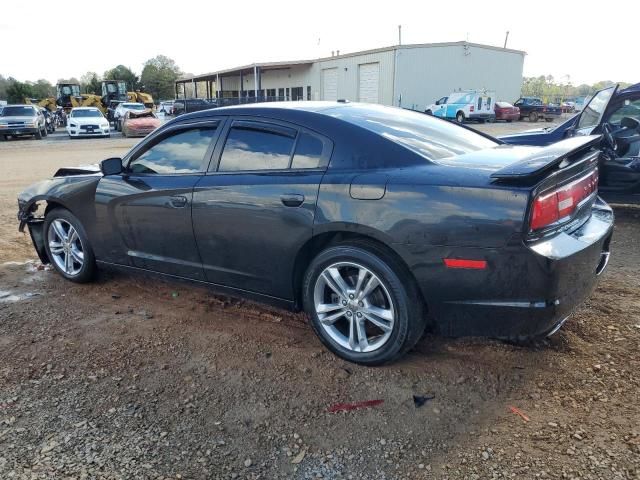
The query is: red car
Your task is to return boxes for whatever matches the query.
[121,110,161,137]
[494,102,520,122]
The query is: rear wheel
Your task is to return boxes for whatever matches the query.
[43,208,96,283]
[506,119,513,123]
[303,243,426,365]
[529,111,539,122]
[456,111,465,123]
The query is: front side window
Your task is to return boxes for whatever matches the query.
[577,87,615,131]
[218,122,296,171]
[128,127,216,174]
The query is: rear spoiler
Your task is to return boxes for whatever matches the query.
[490,135,601,179]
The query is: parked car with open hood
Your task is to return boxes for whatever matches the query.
[121,109,161,137]
[17,102,613,365]
[113,102,146,131]
[0,104,47,140]
[66,107,110,138]
[501,83,640,204]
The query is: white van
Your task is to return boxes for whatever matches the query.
[426,90,496,123]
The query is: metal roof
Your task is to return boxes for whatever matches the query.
[177,41,527,83]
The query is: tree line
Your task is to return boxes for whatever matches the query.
[521,75,632,102]
[0,55,182,104]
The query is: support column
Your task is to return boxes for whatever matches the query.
[193,79,198,98]
[254,65,258,100]
[240,71,244,101]
[216,74,220,98]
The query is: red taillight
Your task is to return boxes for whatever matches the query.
[470,105,475,112]
[529,170,599,231]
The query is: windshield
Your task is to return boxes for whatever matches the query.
[1,106,36,117]
[577,87,615,131]
[333,104,498,161]
[71,110,102,118]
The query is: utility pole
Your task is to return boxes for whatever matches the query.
[398,25,402,45]
[503,31,510,48]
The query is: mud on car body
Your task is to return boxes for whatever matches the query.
[18,102,614,365]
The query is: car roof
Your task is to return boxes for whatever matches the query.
[620,83,640,94]
[71,107,100,110]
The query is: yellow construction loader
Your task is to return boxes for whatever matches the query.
[127,90,154,109]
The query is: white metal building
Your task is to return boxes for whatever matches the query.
[176,41,525,111]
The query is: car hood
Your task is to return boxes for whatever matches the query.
[500,115,579,146]
[69,117,107,125]
[1,115,37,122]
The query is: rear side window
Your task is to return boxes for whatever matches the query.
[128,127,216,174]
[292,132,325,169]
[218,122,296,171]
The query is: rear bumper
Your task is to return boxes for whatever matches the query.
[468,112,496,120]
[406,198,614,338]
[496,113,520,121]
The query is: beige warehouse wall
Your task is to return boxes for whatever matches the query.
[394,45,525,111]
[314,50,395,104]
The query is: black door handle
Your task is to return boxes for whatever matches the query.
[169,195,188,208]
[280,194,304,207]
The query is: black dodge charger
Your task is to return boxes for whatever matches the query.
[17,102,614,365]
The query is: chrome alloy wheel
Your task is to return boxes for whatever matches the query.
[47,219,84,276]
[313,262,395,353]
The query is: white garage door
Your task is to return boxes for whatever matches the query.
[322,68,338,101]
[358,63,379,103]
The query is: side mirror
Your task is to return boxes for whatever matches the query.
[100,157,123,176]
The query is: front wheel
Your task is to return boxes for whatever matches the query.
[425,109,432,115]
[35,128,42,140]
[302,244,426,365]
[43,208,96,283]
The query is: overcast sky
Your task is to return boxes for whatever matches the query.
[1,0,636,86]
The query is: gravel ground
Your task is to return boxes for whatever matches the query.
[0,120,638,479]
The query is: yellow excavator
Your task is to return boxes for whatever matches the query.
[26,81,155,116]
[127,90,154,109]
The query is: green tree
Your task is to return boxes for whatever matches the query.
[80,72,102,95]
[30,79,55,99]
[140,55,182,101]
[103,65,139,91]
[0,74,10,100]
[6,79,34,103]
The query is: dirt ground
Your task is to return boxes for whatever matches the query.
[0,123,638,480]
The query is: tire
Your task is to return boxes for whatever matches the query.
[425,109,432,115]
[302,243,426,365]
[35,128,42,140]
[506,119,513,123]
[43,208,96,283]
[545,118,553,123]
[42,126,47,138]
[529,111,539,122]
[455,111,465,123]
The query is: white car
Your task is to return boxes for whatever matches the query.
[66,107,110,138]
[114,102,146,131]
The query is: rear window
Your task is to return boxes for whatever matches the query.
[333,105,498,161]
[496,102,512,108]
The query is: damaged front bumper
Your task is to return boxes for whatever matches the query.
[18,201,49,264]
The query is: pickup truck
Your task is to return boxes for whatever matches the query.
[0,104,47,140]
[513,97,562,122]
